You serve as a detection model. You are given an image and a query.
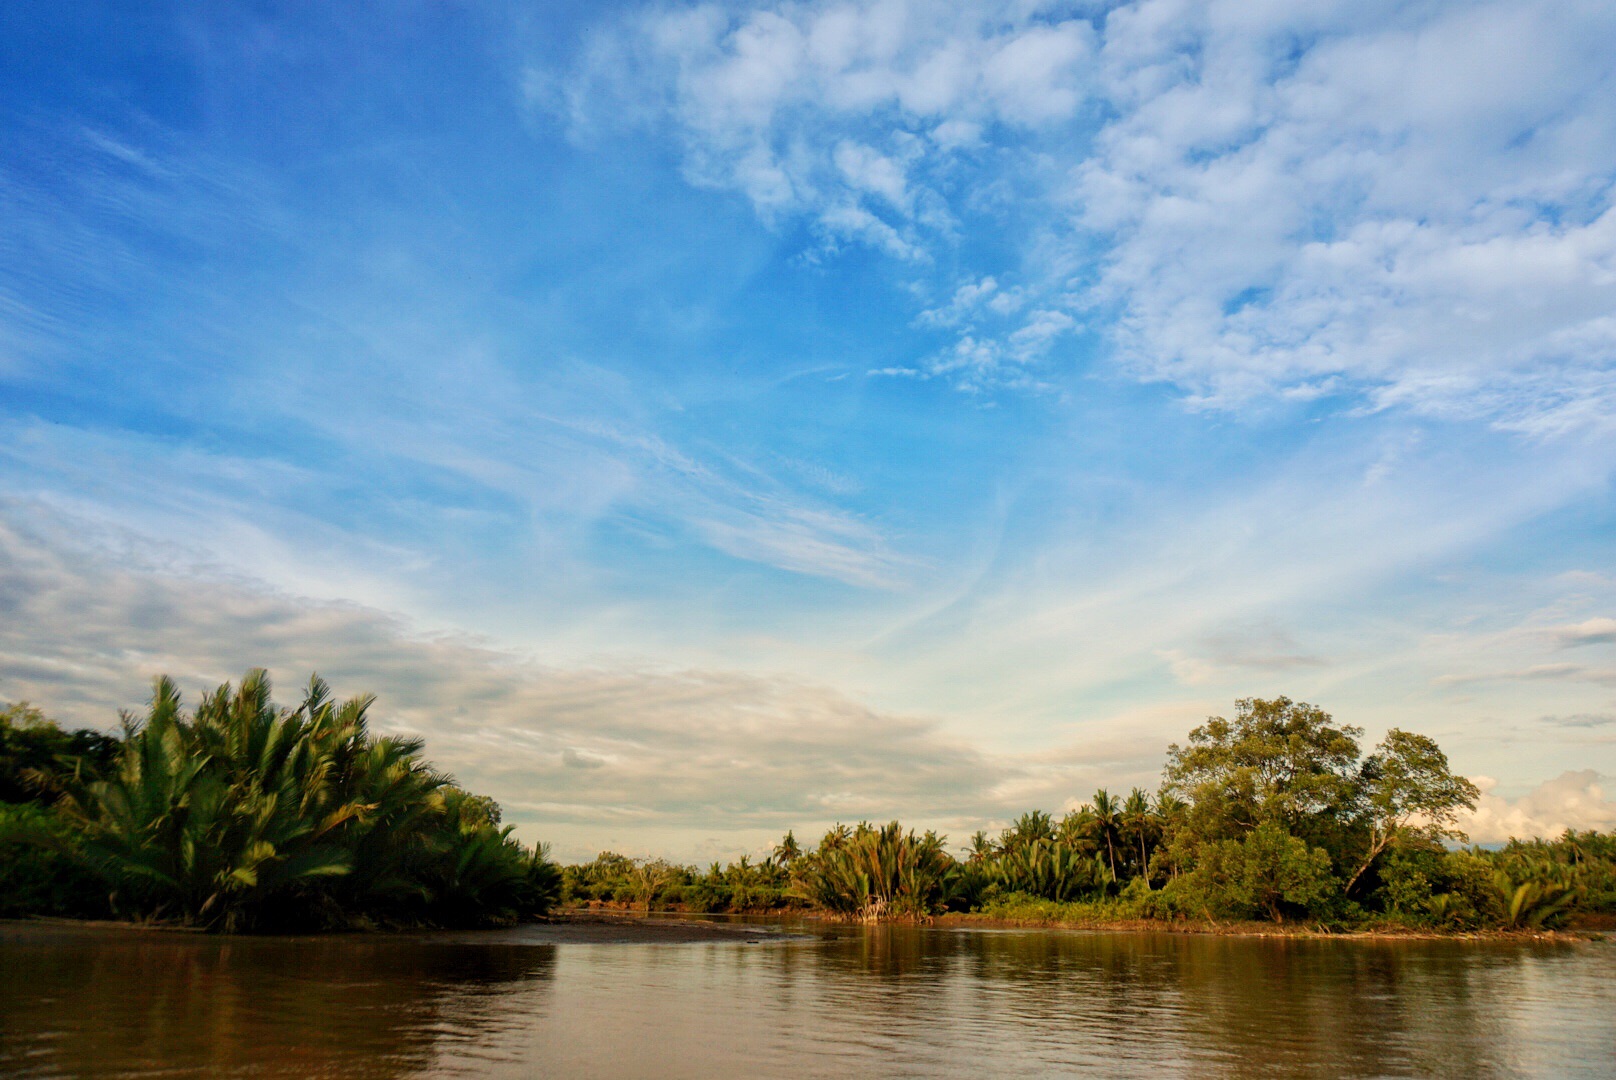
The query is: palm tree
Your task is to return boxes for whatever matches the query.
[1091,790,1122,882]
[772,830,802,867]
[1150,790,1189,883]
[993,838,1110,902]
[53,669,556,931]
[1121,788,1154,884]
[999,810,1053,853]
[1493,859,1583,929]
[791,821,959,920]
[1057,806,1099,856]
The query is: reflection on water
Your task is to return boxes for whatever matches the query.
[0,925,556,1079]
[3,920,1612,1079]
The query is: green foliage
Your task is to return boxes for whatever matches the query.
[1490,856,1583,929]
[1427,850,1504,929]
[9,670,558,932]
[990,839,1112,902]
[559,849,792,913]
[0,803,107,917]
[975,891,1147,925]
[1155,822,1335,922]
[12,681,1613,934]
[791,821,959,919]
[1499,830,1616,914]
[1375,844,1444,920]
[1344,730,1479,897]
[1164,697,1363,849]
[541,698,1611,932]
[0,702,120,804]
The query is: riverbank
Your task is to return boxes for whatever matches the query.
[933,910,1610,941]
[6,908,1607,945]
[0,913,796,946]
[554,899,1611,940]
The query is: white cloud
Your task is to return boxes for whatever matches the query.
[1076,0,1616,425]
[917,275,999,327]
[833,140,911,214]
[1007,309,1077,362]
[1463,770,1616,843]
[1552,617,1616,648]
[559,0,1616,419]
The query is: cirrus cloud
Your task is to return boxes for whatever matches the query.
[556,0,1616,425]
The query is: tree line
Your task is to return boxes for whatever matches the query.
[3,680,1610,932]
[564,698,1614,931]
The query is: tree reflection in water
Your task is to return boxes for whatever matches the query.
[3,921,1610,1079]
[0,924,556,1079]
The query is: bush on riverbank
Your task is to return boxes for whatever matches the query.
[561,850,796,912]
[0,672,560,931]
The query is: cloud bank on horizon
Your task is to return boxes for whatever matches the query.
[1,0,1614,858]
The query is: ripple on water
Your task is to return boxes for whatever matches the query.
[2,922,1612,1079]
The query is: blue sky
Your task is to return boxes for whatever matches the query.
[3,0,1615,859]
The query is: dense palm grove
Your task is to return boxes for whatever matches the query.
[0,672,560,930]
[3,683,1612,933]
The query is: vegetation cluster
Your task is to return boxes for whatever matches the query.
[559,699,1615,933]
[0,672,560,931]
[4,680,1611,935]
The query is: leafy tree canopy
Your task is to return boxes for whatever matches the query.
[1163,696,1363,846]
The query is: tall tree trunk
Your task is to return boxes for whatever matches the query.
[1343,831,1391,899]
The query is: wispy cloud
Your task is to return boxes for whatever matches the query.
[0,500,998,860]
[558,0,1616,421]
[1434,663,1587,688]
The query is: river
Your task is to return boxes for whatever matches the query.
[3,919,1612,1078]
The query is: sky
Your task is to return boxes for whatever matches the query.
[2,0,1615,861]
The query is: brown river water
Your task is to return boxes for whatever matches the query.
[2,918,1613,1079]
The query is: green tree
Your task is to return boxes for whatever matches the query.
[1343,729,1480,897]
[999,810,1053,853]
[991,838,1111,902]
[632,858,678,913]
[1163,697,1363,851]
[792,821,958,920]
[772,830,802,867]
[1090,790,1123,880]
[0,703,119,804]
[1056,806,1098,855]
[1177,822,1335,922]
[1121,787,1155,883]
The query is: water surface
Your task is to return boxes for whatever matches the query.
[3,919,1612,1078]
